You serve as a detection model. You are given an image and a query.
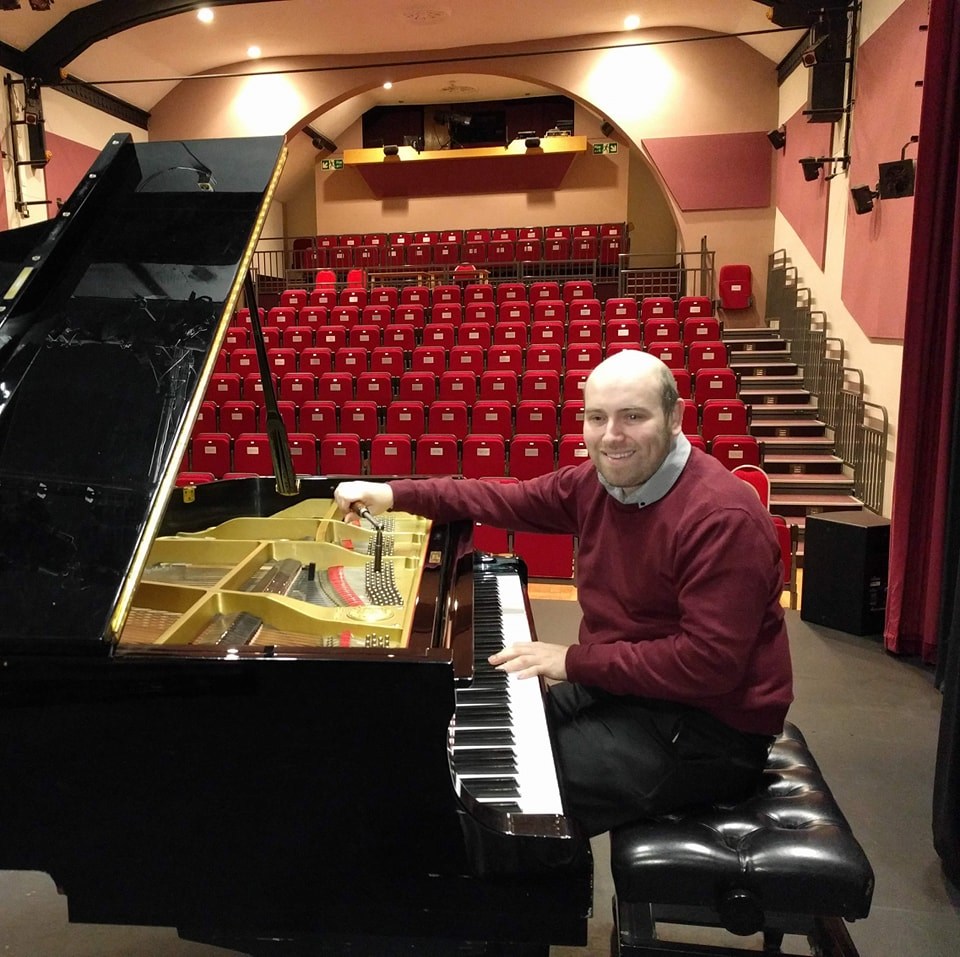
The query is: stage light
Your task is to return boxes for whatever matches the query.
[303,127,337,153]
[801,33,827,67]
[767,127,786,151]
[799,155,850,182]
[383,144,399,156]
[800,157,821,181]
[850,185,879,215]
[524,137,541,149]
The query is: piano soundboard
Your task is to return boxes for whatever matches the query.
[119,498,433,653]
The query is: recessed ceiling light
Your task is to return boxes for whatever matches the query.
[624,14,640,30]
[383,81,393,90]
[197,7,214,24]
[247,45,262,59]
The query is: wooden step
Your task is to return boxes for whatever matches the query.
[769,473,856,494]
[741,388,816,407]
[751,417,829,438]
[748,403,820,418]
[770,492,864,518]
[723,326,787,349]
[756,433,834,449]
[740,373,805,390]
[763,452,846,474]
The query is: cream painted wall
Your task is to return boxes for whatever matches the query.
[148,30,779,282]
[627,148,678,262]
[773,3,907,518]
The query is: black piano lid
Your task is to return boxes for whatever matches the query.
[0,133,286,654]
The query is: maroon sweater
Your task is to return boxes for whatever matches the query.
[390,451,793,736]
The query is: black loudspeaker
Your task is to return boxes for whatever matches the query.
[805,8,849,124]
[807,59,846,123]
[801,511,891,635]
[600,121,614,137]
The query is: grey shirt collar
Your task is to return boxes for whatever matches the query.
[597,431,691,507]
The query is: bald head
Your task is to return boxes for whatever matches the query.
[584,350,679,418]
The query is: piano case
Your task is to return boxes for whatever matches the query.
[0,134,591,956]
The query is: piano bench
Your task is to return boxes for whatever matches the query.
[609,721,875,957]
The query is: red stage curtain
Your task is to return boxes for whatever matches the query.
[884,0,960,662]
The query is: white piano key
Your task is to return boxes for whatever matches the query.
[452,569,564,816]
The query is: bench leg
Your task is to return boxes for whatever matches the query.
[612,896,864,957]
[808,916,862,957]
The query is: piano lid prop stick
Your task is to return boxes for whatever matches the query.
[243,271,299,496]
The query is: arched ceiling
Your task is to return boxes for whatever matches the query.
[1,1,809,115]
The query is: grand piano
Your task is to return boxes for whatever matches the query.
[0,134,591,955]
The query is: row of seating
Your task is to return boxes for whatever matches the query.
[306,223,626,248]
[184,428,760,483]
[202,358,739,410]
[297,237,625,270]
[224,315,723,354]
[192,394,750,447]
[206,351,738,403]
[265,286,711,316]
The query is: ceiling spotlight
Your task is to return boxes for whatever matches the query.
[624,14,641,30]
[197,7,214,23]
[799,157,821,181]
[850,184,879,215]
[29,0,53,9]
[383,81,393,90]
[247,46,261,59]
[767,127,787,151]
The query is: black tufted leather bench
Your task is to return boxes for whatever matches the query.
[610,722,875,956]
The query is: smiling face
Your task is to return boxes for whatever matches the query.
[582,352,684,493]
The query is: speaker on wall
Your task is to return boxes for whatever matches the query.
[804,7,849,124]
[808,59,846,123]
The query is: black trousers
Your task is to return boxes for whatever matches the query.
[545,683,775,837]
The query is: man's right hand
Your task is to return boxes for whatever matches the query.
[333,481,395,523]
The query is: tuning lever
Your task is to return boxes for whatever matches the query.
[352,502,384,573]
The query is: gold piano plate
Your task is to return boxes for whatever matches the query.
[347,607,393,623]
[118,499,433,654]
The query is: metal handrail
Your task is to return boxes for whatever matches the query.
[764,250,890,515]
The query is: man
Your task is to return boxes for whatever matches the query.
[334,350,792,836]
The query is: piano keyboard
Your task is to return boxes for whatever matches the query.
[450,564,566,822]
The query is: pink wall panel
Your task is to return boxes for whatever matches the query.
[840,0,928,341]
[775,109,834,269]
[43,132,100,214]
[642,132,772,211]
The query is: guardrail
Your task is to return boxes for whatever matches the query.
[766,249,889,515]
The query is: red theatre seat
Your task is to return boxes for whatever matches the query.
[461,434,507,479]
[718,264,752,310]
[370,434,413,475]
[415,434,460,475]
[319,433,363,475]
[509,434,555,480]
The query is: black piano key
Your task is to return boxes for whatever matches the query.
[453,728,515,746]
[454,753,518,774]
[465,780,521,799]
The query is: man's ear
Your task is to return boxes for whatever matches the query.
[669,398,685,435]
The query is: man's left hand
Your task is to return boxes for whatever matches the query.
[489,642,568,681]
